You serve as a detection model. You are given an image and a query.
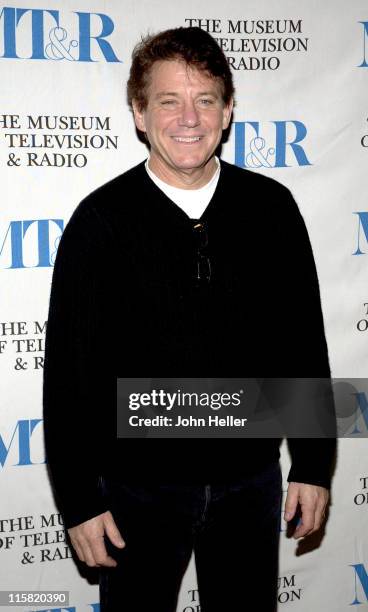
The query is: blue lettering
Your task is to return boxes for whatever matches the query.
[0,419,44,467]
[0,7,17,57]
[349,392,368,435]
[35,219,64,266]
[0,8,59,59]
[351,563,368,605]
[27,8,59,59]
[273,120,311,167]
[358,22,368,68]
[75,12,121,62]
[0,221,23,268]
[234,121,259,168]
[353,212,368,255]
[0,219,63,268]
[234,121,310,168]
[1,9,119,62]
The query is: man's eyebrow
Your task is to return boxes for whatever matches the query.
[196,91,220,97]
[155,91,220,98]
[155,92,180,98]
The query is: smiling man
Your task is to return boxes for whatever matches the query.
[132,59,232,188]
[43,27,336,612]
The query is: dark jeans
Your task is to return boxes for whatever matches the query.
[99,461,282,612]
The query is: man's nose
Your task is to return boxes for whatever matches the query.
[178,102,200,127]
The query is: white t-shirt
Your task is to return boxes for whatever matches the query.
[145,157,220,219]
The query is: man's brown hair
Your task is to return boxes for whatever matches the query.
[127,26,234,111]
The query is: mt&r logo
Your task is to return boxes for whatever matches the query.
[234,120,311,168]
[0,6,121,61]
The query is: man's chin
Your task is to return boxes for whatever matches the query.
[167,156,213,173]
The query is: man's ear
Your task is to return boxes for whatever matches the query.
[132,99,146,132]
[222,97,234,130]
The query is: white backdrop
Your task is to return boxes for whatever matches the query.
[1,1,368,610]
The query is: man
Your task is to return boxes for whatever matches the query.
[43,27,336,612]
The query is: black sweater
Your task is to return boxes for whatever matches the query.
[43,160,336,528]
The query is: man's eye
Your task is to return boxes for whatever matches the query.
[199,99,214,105]
[161,100,176,105]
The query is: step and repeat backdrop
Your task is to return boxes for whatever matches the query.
[1,0,368,610]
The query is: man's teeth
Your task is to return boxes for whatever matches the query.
[173,137,201,142]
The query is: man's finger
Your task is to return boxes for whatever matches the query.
[72,534,117,568]
[103,511,126,549]
[71,539,85,563]
[310,501,327,533]
[89,534,118,568]
[293,506,315,539]
[79,539,99,568]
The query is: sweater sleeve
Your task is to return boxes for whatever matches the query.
[43,199,113,528]
[275,187,337,490]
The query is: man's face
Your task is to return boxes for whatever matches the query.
[133,59,233,185]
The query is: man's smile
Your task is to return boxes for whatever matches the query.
[171,136,203,143]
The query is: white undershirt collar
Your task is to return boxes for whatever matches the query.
[145,157,220,219]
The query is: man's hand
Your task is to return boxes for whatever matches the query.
[68,511,125,567]
[284,482,329,539]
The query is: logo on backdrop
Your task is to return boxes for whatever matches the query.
[234,120,311,168]
[0,320,46,372]
[0,219,63,268]
[0,419,45,467]
[181,586,306,611]
[350,563,368,605]
[358,22,368,67]
[348,391,368,436]
[1,113,119,168]
[184,18,308,70]
[278,574,302,604]
[353,212,368,255]
[0,7,121,61]
[0,511,86,566]
[353,476,368,506]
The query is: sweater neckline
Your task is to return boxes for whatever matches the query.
[137,158,227,225]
